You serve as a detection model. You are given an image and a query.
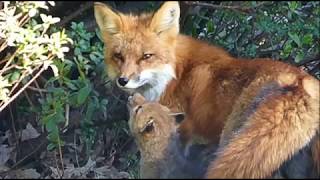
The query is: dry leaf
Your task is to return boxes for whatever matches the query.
[0,165,10,174]
[94,166,130,179]
[0,145,13,166]
[50,157,96,178]
[0,131,8,144]
[4,168,41,179]
[21,123,40,141]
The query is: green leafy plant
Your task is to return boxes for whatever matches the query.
[38,21,109,152]
[0,2,71,109]
[0,1,72,152]
[182,1,319,78]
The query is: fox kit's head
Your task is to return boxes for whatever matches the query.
[94,2,180,101]
[127,93,185,155]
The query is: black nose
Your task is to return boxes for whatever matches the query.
[118,77,129,86]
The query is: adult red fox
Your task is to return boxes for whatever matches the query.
[94,1,320,178]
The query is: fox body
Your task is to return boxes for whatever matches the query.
[94,1,320,178]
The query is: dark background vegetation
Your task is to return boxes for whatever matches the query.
[0,1,319,178]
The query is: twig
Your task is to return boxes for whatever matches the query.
[179,1,193,30]
[256,47,282,56]
[3,68,30,103]
[242,31,265,48]
[23,90,34,108]
[57,135,65,177]
[63,104,69,130]
[9,104,19,148]
[97,79,111,87]
[18,13,30,27]
[74,133,80,168]
[309,63,320,75]
[0,41,8,52]
[184,1,269,13]
[297,56,320,66]
[0,54,9,65]
[211,13,226,39]
[8,138,47,170]
[33,80,44,97]
[7,65,39,98]
[54,150,62,178]
[0,48,19,76]
[0,64,19,72]
[118,136,134,153]
[0,13,29,52]
[26,86,48,93]
[0,65,46,112]
[57,2,93,27]
[0,69,28,108]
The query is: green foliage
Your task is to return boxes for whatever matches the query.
[0,1,71,151]
[0,1,71,104]
[39,21,108,151]
[182,1,319,78]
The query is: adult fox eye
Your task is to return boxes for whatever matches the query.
[142,53,153,60]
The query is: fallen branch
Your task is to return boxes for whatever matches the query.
[297,56,320,66]
[309,63,320,74]
[33,80,44,98]
[6,136,47,171]
[26,86,48,93]
[23,91,35,108]
[57,2,93,27]
[184,1,270,13]
[0,65,46,112]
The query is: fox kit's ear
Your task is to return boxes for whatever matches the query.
[128,93,146,108]
[150,1,180,35]
[169,112,185,124]
[94,2,122,36]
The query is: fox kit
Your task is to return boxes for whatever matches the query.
[127,93,211,179]
[94,1,320,178]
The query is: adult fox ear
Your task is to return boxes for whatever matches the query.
[94,2,122,37]
[150,1,180,36]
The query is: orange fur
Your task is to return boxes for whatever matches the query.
[311,133,320,175]
[94,1,320,178]
[207,76,319,178]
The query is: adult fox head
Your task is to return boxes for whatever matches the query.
[94,1,180,101]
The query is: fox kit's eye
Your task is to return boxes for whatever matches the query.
[141,53,153,60]
[113,52,123,61]
[141,117,154,134]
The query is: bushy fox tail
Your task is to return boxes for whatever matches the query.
[206,75,320,178]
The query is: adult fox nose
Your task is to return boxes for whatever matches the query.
[117,77,129,86]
